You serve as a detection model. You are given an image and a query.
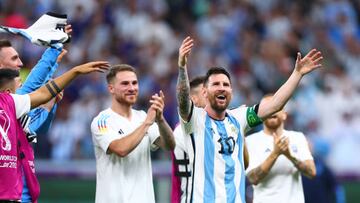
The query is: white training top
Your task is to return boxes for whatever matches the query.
[180,105,257,203]
[245,130,313,203]
[173,124,194,203]
[91,108,160,203]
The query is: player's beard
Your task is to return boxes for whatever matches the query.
[208,94,230,112]
[264,116,282,130]
[115,93,138,106]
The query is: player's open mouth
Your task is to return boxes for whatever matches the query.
[216,95,226,101]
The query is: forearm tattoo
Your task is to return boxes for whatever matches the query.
[248,166,268,184]
[176,67,191,118]
[158,119,175,149]
[294,160,313,177]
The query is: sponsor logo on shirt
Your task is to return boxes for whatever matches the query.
[118,129,124,135]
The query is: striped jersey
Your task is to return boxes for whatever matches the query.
[179,104,261,203]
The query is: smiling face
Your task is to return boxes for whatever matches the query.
[205,73,232,112]
[108,71,139,106]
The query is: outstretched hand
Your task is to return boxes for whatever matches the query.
[73,61,110,74]
[294,49,323,76]
[178,36,194,67]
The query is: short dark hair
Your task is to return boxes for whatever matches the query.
[204,67,231,85]
[106,64,137,84]
[0,39,12,50]
[190,76,205,89]
[0,68,19,91]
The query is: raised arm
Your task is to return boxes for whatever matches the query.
[17,25,71,94]
[29,61,109,108]
[257,49,323,119]
[176,36,194,121]
[151,91,175,150]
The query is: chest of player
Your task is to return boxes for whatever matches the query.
[196,116,243,157]
[259,137,300,174]
[111,116,151,154]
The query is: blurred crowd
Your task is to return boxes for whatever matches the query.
[0,0,359,176]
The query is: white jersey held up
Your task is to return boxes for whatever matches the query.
[245,130,313,203]
[91,108,160,203]
[180,104,262,203]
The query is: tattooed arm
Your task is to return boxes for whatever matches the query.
[286,156,316,178]
[247,134,288,185]
[176,36,194,121]
[247,151,280,185]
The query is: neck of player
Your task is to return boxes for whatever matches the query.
[111,100,132,120]
[263,126,284,137]
[205,105,226,120]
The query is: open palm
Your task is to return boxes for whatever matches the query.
[178,36,194,67]
[74,61,110,74]
[295,49,323,75]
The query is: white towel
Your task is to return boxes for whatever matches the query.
[0,12,69,49]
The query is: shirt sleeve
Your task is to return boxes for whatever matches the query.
[295,133,314,161]
[16,48,61,94]
[173,125,187,152]
[229,104,262,133]
[28,104,57,134]
[179,104,202,135]
[91,115,119,153]
[147,122,160,150]
[10,94,31,119]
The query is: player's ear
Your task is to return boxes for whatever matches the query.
[108,84,114,94]
[282,111,288,121]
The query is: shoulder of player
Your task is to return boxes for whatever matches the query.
[131,108,148,118]
[284,130,306,140]
[245,130,264,142]
[91,108,112,125]
[228,104,247,113]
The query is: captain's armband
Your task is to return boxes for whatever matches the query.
[246,104,262,127]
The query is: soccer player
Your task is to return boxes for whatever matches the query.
[90,64,175,203]
[0,61,109,202]
[176,36,323,203]
[171,76,207,203]
[246,94,316,203]
[0,25,70,203]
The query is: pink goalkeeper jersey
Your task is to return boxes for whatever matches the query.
[0,93,39,202]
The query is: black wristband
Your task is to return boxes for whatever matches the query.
[45,83,57,97]
[50,80,61,94]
